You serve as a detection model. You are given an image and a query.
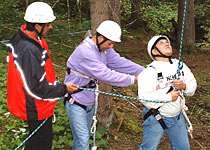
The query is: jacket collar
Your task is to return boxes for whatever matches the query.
[20,25,44,48]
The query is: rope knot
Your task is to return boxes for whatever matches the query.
[91,115,97,134]
[91,146,97,150]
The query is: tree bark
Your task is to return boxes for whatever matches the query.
[90,0,109,35]
[26,0,29,7]
[97,83,115,127]
[130,0,141,28]
[90,0,121,127]
[178,0,195,52]
[108,0,121,25]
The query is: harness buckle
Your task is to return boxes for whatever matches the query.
[69,98,74,104]
[155,114,162,120]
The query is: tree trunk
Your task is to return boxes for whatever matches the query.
[108,0,121,25]
[130,0,141,28]
[90,0,121,127]
[26,0,29,7]
[178,0,195,52]
[97,83,115,127]
[90,0,109,35]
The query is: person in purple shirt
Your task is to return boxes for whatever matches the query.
[64,20,144,150]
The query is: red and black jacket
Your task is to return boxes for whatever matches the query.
[7,25,67,121]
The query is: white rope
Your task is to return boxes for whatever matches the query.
[180,93,193,139]
[91,146,97,150]
[52,113,56,123]
[91,115,97,134]
[68,69,99,149]
[91,83,99,150]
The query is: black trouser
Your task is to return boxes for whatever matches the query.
[24,116,53,150]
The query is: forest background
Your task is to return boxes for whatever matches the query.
[0,0,209,149]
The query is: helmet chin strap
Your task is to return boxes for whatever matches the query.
[28,23,46,40]
[96,32,109,51]
[38,24,45,40]
[152,46,173,64]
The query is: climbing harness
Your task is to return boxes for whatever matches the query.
[65,68,100,150]
[63,67,97,106]
[143,107,167,129]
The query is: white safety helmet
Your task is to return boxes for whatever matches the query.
[24,2,56,23]
[96,20,121,42]
[147,35,170,60]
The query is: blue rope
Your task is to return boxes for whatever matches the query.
[14,118,48,150]
[0,30,88,46]
[177,0,188,77]
[79,87,170,104]
[44,30,88,37]
[112,88,142,112]
[52,63,64,69]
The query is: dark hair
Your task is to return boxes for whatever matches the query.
[26,21,44,31]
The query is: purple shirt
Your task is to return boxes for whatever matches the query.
[64,37,144,105]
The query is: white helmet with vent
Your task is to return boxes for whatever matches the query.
[147,35,170,60]
[24,2,56,23]
[96,20,121,42]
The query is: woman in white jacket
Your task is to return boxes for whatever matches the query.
[138,35,197,150]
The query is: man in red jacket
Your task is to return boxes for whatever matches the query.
[7,2,78,150]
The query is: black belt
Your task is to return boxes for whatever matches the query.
[63,96,86,110]
[143,108,167,129]
[71,100,86,110]
[63,79,97,106]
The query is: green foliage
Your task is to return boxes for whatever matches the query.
[140,1,178,34]
[121,0,132,22]
[195,0,210,34]
[89,126,109,149]
[0,46,29,150]
[0,0,24,25]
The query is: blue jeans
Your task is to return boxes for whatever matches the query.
[139,108,190,150]
[65,100,95,150]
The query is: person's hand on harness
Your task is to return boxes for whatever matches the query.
[66,83,78,93]
[173,79,186,90]
[170,90,180,101]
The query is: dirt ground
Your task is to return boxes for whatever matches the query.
[106,38,210,150]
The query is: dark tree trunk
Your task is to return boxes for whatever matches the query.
[108,0,121,25]
[90,0,121,127]
[90,0,109,35]
[130,0,141,28]
[178,0,195,52]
